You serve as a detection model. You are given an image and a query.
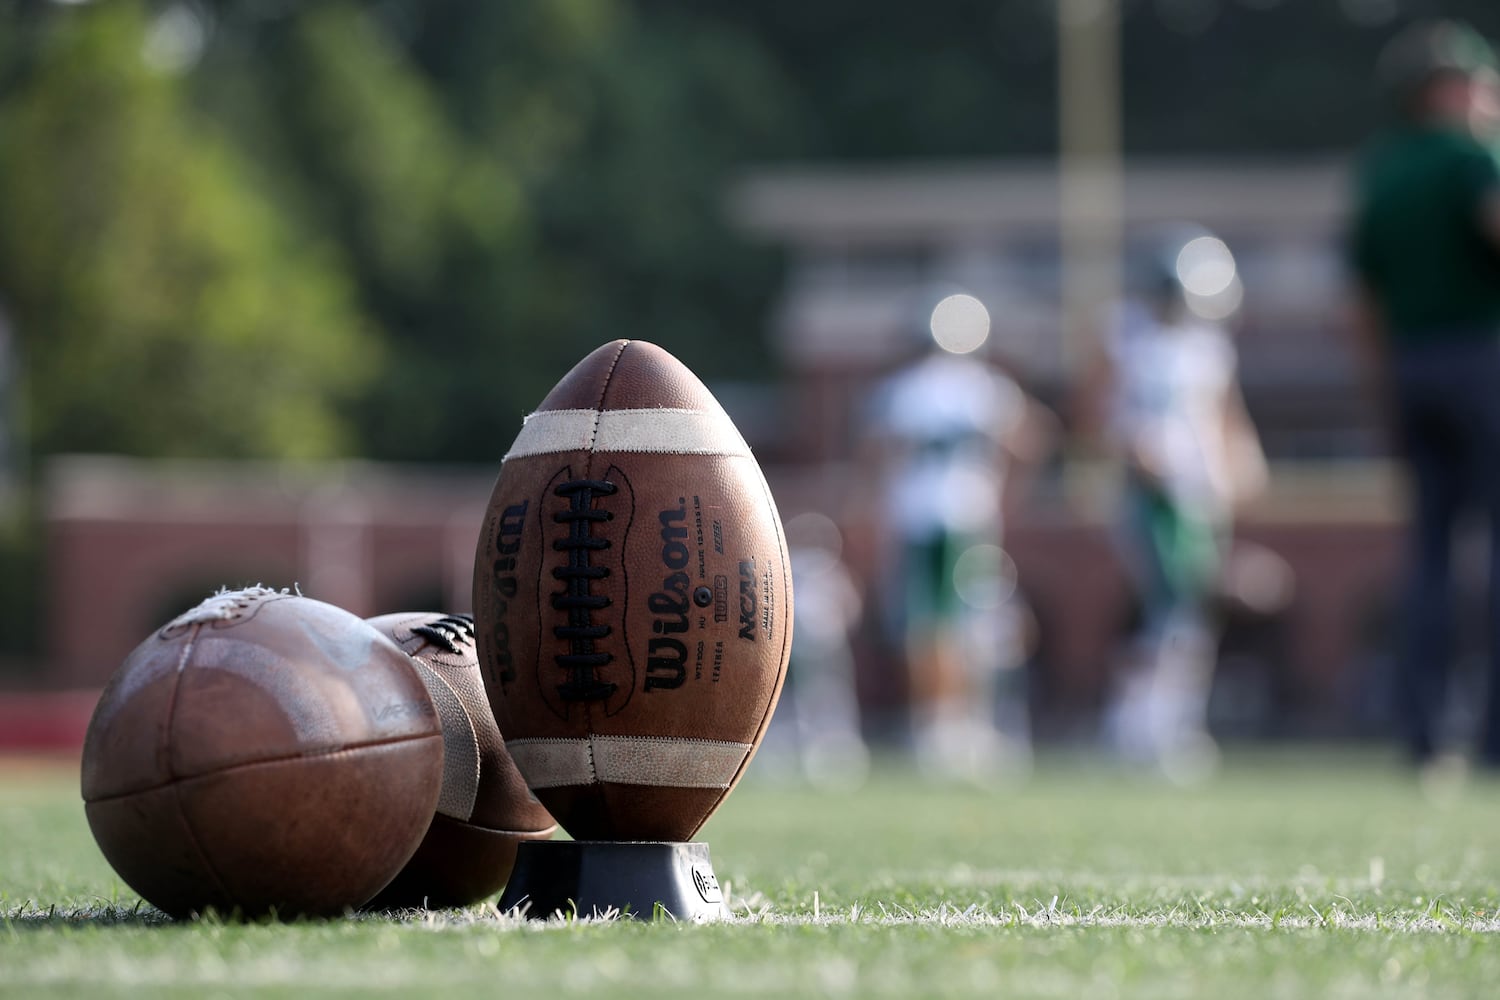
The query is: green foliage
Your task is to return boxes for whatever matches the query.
[257,2,541,460]
[8,0,1500,471]
[0,2,377,462]
[205,0,795,461]
[279,4,522,303]
[520,7,798,386]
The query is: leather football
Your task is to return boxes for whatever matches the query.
[81,588,444,918]
[362,612,557,909]
[473,339,793,841]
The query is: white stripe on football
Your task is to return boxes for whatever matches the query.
[506,736,752,790]
[504,408,752,460]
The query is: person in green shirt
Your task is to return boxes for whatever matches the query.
[1350,19,1500,768]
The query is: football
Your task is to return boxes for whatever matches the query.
[362,612,557,909]
[80,588,444,918]
[473,339,793,841]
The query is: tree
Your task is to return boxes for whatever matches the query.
[198,0,797,461]
[0,1,378,461]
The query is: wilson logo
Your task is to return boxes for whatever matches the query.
[488,500,528,685]
[646,501,691,692]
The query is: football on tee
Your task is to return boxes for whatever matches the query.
[473,339,793,841]
[80,588,444,918]
[363,612,557,909]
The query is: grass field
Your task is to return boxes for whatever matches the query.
[2,751,1499,999]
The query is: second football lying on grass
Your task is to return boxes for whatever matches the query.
[363,612,556,909]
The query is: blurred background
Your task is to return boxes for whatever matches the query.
[2,0,1496,764]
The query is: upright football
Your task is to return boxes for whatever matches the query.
[473,340,793,841]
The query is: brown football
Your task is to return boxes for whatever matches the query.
[80,588,444,918]
[362,612,557,909]
[472,339,793,841]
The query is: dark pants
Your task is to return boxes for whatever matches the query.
[1120,474,1223,640]
[1391,337,1500,763]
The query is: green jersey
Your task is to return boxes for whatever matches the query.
[1350,125,1500,341]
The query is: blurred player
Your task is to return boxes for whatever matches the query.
[760,510,869,790]
[1084,228,1266,780]
[865,290,1052,781]
[1349,21,1500,768]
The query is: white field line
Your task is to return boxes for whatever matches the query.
[7,898,1499,934]
[877,865,1485,895]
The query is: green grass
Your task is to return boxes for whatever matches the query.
[3,751,1499,998]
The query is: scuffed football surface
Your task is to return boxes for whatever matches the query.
[80,588,444,918]
[363,612,557,909]
[473,339,793,841]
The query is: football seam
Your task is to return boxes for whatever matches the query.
[580,338,628,793]
[160,623,198,782]
[583,732,598,784]
[82,732,445,805]
[587,340,630,453]
[162,623,236,905]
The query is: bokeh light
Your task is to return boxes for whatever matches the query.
[142,3,210,74]
[928,293,991,354]
[784,510,844,576]
[1176,235,1243,320]
[952,544,1018,611]
[1175,236,1235,297]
